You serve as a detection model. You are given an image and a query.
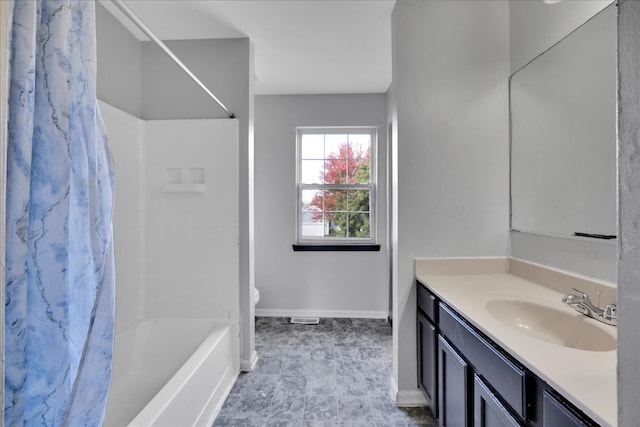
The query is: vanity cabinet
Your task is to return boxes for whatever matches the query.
[474,374,521,427]
[417,284,439,416]
[416,280,600,427]
[417,311,438,416]
[438,334,471,427]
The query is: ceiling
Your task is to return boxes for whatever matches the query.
[100,0,395,95]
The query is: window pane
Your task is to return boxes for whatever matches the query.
[348,157,370,184]
[324,189,346,213]
[301,134,324,159]
[347,213,370,238]
[301,214,325,238]
[349,133,371,157]
[323,158,349,184]
[301,160,324,184]
[301,189,324,238]
[325,134,348,159]
[302,188,323,208]
[325,212,347,237]
[348,134,371,184]
[348,189,370,212]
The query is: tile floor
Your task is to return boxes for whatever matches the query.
[213,317,437,426]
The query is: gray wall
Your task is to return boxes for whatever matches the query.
[511,232,616,282]
[96,2,142,117]
[390,0,510,401]
[254,94,389,317]
[141,38,249,120]
[617,1,640,424]
[509,0,612,74]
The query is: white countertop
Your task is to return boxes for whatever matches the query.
[416,257,617,427]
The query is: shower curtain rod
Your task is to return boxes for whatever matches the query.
[110,0,236,119]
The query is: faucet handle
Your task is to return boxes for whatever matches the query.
[603,304,617,320]
[572,288,591,303]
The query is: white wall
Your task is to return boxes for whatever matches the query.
[101,102,240,325]
[617,1,640,424]
[145,119,239,320]
[391,0,510,402]
[254,94,389,317]
[100,101,146,333]
[508,0,616,282]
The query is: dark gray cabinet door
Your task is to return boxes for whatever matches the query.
[438,335,470,427]
[543,390,590,427]
[474,374,522,427]
[417,311,437,416]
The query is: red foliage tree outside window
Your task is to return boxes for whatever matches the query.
[308,142,371,237]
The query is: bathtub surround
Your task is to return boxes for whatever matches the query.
[96,6,257,371]
[5,1,115,425]
[100,101,241,421]
[101,103,242,329]
[144,118,239,320]
[95,6,248,419]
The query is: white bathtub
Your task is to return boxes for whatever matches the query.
[104,319,239,427]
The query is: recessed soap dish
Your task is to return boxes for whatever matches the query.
[162,167,206,193]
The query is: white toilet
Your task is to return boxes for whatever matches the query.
[253,287,260,306]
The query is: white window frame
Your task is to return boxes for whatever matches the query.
[295,126,377,245]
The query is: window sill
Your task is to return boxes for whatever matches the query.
[292,244,381,252]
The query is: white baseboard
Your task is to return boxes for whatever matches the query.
[255,308,388,319]
[240,350,259,372]
[389,376,428,407]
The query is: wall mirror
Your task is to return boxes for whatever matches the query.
[510,4,616,239]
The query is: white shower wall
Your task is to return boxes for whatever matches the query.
[100,101,240,331]
[101,101,146,333]
[145,119,239,320]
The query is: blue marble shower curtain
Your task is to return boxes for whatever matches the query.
[5,0,116,425]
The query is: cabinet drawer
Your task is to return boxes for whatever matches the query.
[439,303,528,419]
[417,281,438,323]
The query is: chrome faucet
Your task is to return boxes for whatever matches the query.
[562,288,617,326]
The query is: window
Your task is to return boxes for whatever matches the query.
[296,127,377,247]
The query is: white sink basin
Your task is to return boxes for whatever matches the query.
[485,299,616,352]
